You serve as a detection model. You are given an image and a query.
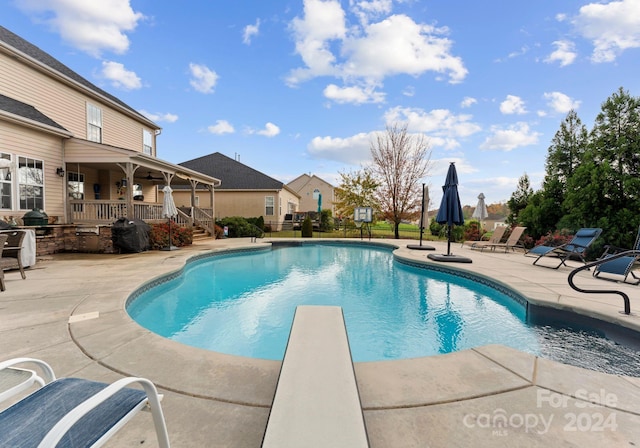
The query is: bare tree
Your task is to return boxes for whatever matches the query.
[370,123,432,239]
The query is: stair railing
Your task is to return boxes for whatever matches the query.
[567,250,639,315]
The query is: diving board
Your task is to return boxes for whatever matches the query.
[262,305,369,448]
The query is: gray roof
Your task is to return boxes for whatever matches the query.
[0,93,69,132]
[179,152,285,190]
[0,26,154,127]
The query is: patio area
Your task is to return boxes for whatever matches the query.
[1,238,639,447]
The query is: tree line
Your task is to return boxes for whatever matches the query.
[508,87,640,254]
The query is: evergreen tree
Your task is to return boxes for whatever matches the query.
[506,173,533,226]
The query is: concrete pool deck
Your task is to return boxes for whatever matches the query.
[1,237,640,447]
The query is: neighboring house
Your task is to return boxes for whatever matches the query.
[0,26,220,237]
[287,173,335,216]
[176,152,300,230]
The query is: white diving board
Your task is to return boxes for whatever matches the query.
[262,305,370,448]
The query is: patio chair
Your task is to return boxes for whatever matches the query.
[465,225,507,250]
[593,225,640,284]
[526,228,602,269]
[0,357,170,448]
[0,230,27,280]
[480,226,527,253]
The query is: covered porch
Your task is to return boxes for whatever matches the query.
[62,138,221,235]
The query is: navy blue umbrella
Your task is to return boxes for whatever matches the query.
[435,162,465,255]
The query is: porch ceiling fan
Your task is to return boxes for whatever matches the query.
[136,171,164,182]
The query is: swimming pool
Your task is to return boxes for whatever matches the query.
[127,242,640,374]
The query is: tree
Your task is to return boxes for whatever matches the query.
[506,173,533,226]
[369,123,432,239]
[333,169,379,219]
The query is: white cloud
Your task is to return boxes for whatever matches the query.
[460,97,477,108]
[139,110,178,123]
[257,122,281,137]
[287,2,466,86]
[207,120,235,135]
[573,0,640,62]
[384,107,481,148]
[500,95,527,115]
[543,91,581,114]
[243,19,260,45]
[480,122,540,151]
[349,0,393,25]
[100,61,141,90]
[307,132,374,165]
[189,63,218,94]
[17,0,144,57]
[323,84,385,104]
[341,15,467,83]
[545,40,577,66]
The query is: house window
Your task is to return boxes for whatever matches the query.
[143,130,153,155]
[18,156,43,210]
[265,196,274,216]
[194,195,200,206]
[87,103,102,143]
[0,153,12,209]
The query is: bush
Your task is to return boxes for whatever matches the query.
[534,229,573,247]
[429,218,443,236]
[463,220,485,241]
[214,224,224,239]
[149,222,193,249]
[217,216,262,238]
[301,216,313,237]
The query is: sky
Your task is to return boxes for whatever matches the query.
[3,0,640,208]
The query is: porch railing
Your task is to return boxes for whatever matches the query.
[69,200,204,234]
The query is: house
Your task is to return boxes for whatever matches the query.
[0,26,220,251]
[175,152,300,230]
[287,173,335,216]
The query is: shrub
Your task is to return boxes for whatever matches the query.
[149,221,192,249]
[534,229,573,247]
[217,216,262,238]
[463,220,485,241]
[214,224,224,239]
[429,218,443,236]
[301,216,313,237]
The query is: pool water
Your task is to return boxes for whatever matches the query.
[128,243,640,374]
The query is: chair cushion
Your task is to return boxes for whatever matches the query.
[575,229,598,238]
[0,377,146,448]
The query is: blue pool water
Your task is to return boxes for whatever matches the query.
[128,243,640,373]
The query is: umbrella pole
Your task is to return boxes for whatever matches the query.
[419,184,425,246]
[447,225,452,255]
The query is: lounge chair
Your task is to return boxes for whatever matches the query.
[0,230,27,280]
[593,225,640,284]
[465,225,507,250]
[526,228,602,269]
[0,357,170,447]
[480,226,527,253]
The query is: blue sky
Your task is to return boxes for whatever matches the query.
[4,0,640,208]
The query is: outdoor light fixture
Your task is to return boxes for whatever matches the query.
[56,167,65,177]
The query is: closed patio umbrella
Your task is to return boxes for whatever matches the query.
[162,186,178,251]
[428,163,471,263]
[471,192,488,233]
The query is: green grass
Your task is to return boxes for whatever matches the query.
[267,222,441,241]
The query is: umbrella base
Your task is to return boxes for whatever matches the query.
[161,245,179,251]
[406,244,436,251]
[427,253,472,263]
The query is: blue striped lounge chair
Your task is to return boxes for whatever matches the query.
[526,228,602,269]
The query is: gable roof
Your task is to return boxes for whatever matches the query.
[179,152,290,191]
[0,93,70,134]
[0,26,157,129]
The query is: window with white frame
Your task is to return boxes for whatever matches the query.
[18,156,44,210]
[265,196,274,216]
[87,103,102,143]
[143,129,153,155]
[0,153,12,209]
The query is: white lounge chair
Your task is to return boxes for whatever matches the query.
[0,357,170,448]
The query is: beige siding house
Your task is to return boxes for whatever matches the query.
[0,26,220,235]
[287,174,335,216]
[175,152,300,231]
